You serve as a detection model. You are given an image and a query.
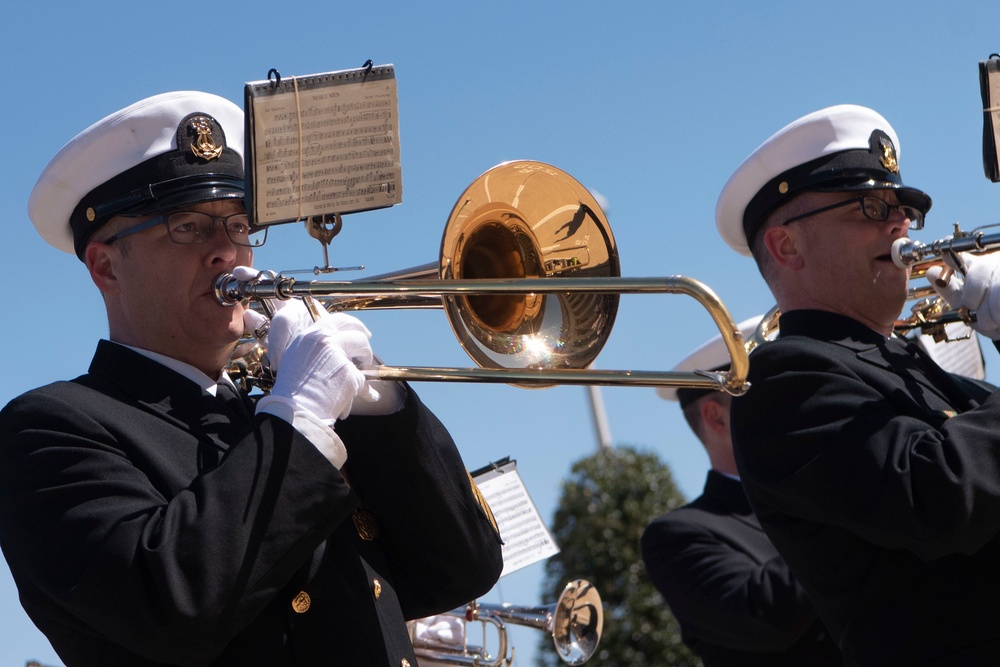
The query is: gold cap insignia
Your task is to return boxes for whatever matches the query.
[878,135,899,174]
[189,116,223,161]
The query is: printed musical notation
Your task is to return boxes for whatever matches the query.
[475,461,560,577]
[244,65,403,226]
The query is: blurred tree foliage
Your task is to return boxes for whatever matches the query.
[535,445,701,666]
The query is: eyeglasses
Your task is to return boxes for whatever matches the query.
[781,195,925,230]
[102,211,267,248]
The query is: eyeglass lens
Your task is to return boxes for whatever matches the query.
[860,197,923,229]
[165,212,266,247]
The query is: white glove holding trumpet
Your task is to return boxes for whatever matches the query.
[926,252,1000,340]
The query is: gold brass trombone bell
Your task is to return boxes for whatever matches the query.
[219,161,750,395]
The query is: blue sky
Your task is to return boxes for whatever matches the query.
[3,1,1000,665]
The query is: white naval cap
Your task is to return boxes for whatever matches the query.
[28,91,245,260]
[657,314,763,405]
[715,104,931,257]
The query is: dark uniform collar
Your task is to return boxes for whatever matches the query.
[703,469,753,515]
[776,310,887,347]
[775,309,986,414]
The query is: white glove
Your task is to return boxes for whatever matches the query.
[267,308,404,415]
[234,266,403,414]
[927,252,1000,339]
[264,299,347,371]
[263,316,378,422]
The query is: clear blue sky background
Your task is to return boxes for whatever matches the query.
[3,2,1000,665]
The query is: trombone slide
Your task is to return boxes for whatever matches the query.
[216,273,751,395]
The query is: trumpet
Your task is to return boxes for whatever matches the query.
[409,578,603,666]
[891,223,1000,269]
[888,223,1000,341]
[221,161,750,396]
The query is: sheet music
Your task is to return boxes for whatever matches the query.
[244,64,403,226]
[474,461,560,577]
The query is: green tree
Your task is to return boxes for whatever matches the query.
[535,446,700,666]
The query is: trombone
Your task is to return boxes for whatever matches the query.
[409,578,603,666]
[220,161,750,395]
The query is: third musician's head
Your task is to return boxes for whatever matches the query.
[715,105,932,335]
[658,315,762,474]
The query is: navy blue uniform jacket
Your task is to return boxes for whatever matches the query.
[642,469,842,666]
[732,310,1000,666]
[0,340,503,666]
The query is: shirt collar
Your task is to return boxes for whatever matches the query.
[113,342,233,396]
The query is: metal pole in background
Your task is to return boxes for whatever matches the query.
[586,386,613,450]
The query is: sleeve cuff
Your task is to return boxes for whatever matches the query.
[350,378,406,416]
[256,394,347,468]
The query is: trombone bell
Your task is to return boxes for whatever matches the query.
[440,161,620,386]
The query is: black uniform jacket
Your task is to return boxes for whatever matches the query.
[0,340,503,667]
[641,469,842,666]
[732,310,1000,666]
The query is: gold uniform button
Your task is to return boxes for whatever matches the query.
[372,578,382,600]
[291,591,311,613]
[401,660,411,667]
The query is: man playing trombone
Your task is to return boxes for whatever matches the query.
[717,104,1000,665]
[0,90,503,666]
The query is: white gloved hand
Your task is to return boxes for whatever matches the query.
[232,266,399,412]
[926,252,1000,339]
[264,316,378,422]
[264,299,334,371]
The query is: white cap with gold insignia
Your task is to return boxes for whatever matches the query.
[28,91,245,260]
[715,104,931,257]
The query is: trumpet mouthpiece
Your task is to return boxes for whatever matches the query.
[891,237,922,269]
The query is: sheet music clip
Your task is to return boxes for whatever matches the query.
[267,68,281,87]
[304,212,364,275]
[361,59,373,81]
[469,456,513,479]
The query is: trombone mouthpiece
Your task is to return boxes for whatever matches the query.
[213,272,241,306]
[891,237,923,269]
